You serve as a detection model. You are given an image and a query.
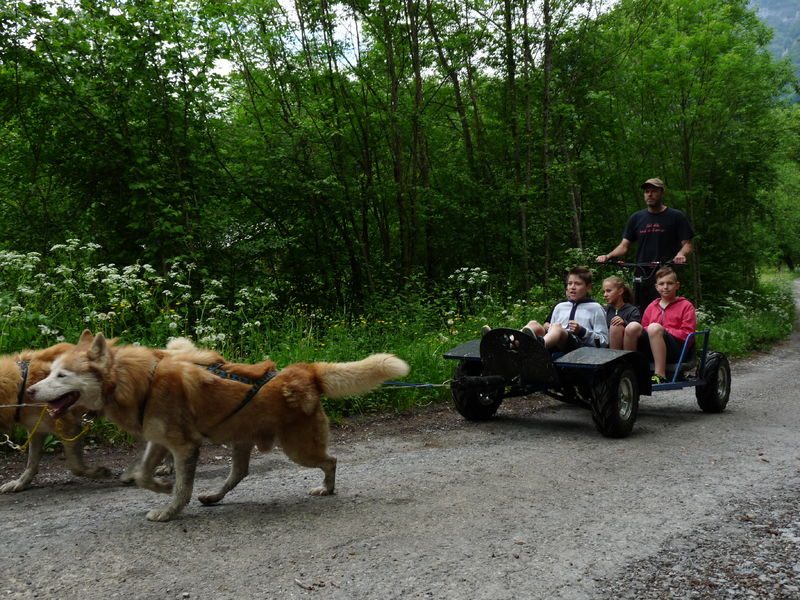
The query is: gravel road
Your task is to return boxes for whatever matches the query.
[3,283,800,599]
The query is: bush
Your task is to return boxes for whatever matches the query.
[697,272,795,356]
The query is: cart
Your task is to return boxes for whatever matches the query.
[443,327,731,438]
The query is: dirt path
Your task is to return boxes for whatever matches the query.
[3,283,800,599]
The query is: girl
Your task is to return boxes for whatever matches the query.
[602,276,641,350]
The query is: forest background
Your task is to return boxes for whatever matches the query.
[1,0,799,418]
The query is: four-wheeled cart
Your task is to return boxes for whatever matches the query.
[443,328,731,438]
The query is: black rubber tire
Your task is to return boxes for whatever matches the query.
[451,361,503,421]
[695,352,731,413]
[590,366,640,438]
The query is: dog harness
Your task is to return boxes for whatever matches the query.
[15,360,30,423]
[205,363,279,423]
[137,359,161,427]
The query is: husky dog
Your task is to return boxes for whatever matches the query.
[28,330,409,521]
[119,337,280,486]
[0,337,266,493]
[0,344,112,492]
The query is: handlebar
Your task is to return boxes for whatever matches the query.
[600,259,675,269]
[598,259,677,284]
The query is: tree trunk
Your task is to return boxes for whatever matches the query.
[405,0,433,277]
[680,96,702,305]
[379,0,411,281]
[542,0,553,284]
[503,0,524,285]
[425,0,478,180]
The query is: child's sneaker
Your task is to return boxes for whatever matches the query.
[521,326,546,348]
[651,374,666,384]
[481,325,492,337]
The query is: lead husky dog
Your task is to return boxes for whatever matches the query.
[28,330,409,521]
[0,344,112,492]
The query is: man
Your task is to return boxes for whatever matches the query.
[596,177,694,309]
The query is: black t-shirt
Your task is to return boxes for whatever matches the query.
[623,207,694,263]
[605,303,641,327]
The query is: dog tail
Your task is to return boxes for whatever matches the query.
[163,337,224,366]
[313,354,410,399]
[166,337,198,352]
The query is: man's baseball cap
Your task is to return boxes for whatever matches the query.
[640,177,665,190]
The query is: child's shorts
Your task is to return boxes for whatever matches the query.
[637,328,685,363]
[563,333,581,352]
[564,333,606,352]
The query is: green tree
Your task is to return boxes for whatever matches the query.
[580,0,792,301]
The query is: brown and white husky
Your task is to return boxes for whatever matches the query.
[28,330,409,521]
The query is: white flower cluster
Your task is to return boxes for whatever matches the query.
[0,239,281,351]
[447,266,489,287]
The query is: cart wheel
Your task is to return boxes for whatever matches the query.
[451,361,503,421]
[590,366,639,438]
[695,352,731,413]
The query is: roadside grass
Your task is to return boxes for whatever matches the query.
[697,271,796,357]
[0,244,796,449]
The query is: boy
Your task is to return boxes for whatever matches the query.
[622,266,696,383]
[521,267,609,351]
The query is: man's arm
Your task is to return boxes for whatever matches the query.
[596,239,631,263]
[673,240,693,264]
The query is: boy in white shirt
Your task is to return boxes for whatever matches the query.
[521,266,609,351]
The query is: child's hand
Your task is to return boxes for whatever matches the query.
[566,320,584,336]
[610,316,625,327]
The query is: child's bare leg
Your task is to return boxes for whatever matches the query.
[647,324,668,377]
[522,320,546,336]
[609,323,625,349]
[543,323,568,350]
[623,322,642,351]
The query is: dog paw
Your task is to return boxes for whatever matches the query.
[308,486,334,496]
[146,508,175,522]
[119,465,142,483]
[0,479,29,493]
[198,492,223,505]
[154,464,174,477]
[84,466,113,479]
[134,476,173,494]
[151,478,174,494]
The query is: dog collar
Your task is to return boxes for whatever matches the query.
[15,360,30,423]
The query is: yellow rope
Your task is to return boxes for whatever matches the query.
[54,418,92,443]
[1,410,93,452]
[13,406,49,453]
